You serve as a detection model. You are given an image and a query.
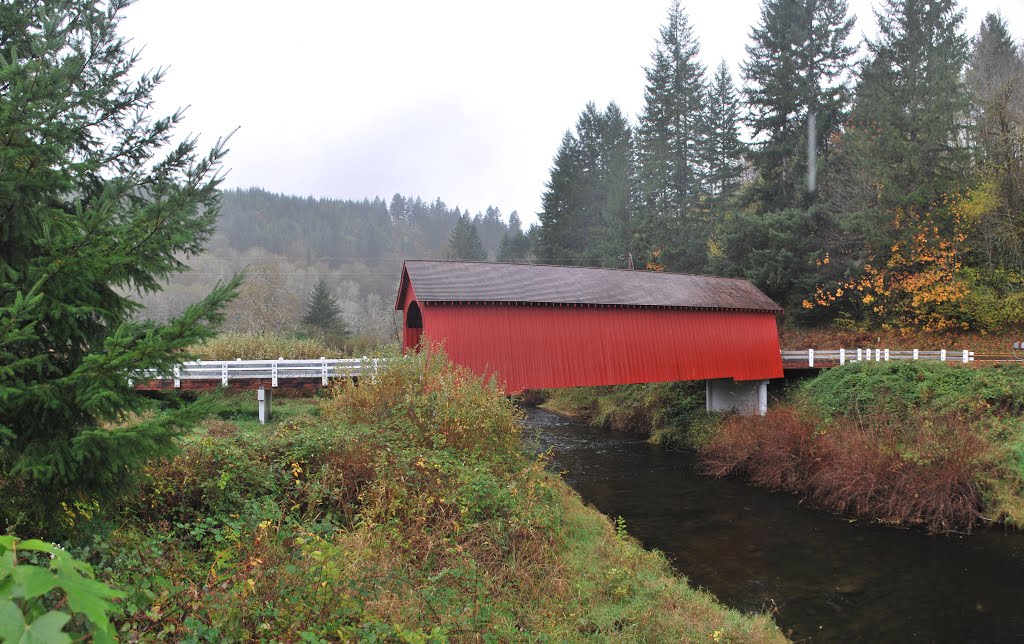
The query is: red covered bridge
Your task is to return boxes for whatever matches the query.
[396,261,784,413]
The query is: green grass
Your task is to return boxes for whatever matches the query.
[543,381,724,450]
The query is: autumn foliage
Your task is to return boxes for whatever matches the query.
[805,198,974,331]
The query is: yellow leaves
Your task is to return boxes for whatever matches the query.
[804,203,972,331]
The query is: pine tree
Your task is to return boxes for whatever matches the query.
[444,215,488,261]
[535,131,582,263]
[496,212,532,262]
[0,0,241,528]
[535,102,634,267]
[742,0,855,211]
[703,61,746,205]
[634,0,709,272]
[853,0,970,211]
[302,279,346,335]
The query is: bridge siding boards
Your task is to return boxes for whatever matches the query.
[397,261,784,393]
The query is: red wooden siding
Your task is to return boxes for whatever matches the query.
[406,302,783,393]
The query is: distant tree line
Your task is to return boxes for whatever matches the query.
[534,0,1024,332]
[217,188,530,269]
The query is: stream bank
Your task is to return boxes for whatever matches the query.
[529,407,1024,642]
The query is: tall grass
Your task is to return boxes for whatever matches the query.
[86,348,784,642]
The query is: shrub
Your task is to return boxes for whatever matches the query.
[700,363,1024,533]
[320,345,523,458]
[189,332,344,360]
[0,536,123,643]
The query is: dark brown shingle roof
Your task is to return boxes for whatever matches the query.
[399,260,782,313]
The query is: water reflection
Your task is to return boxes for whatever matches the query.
[526,407,1024,643]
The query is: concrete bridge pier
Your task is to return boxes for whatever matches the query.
[258,386,273,424]
[705,379,769,416]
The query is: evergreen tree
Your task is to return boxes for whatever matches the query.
[0,0,241,527]
[497,212,532,262]
[535,102,634,267]
[634,0,709,272]
[302,279,346,335]
[742,0,855,211]
[852,0,970,211]
[703,61,746,205]
[535,131,582,263]
[444,215,488,260]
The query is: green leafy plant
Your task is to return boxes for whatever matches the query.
[0,535,123,643]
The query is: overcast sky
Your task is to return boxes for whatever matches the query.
[122,0,1024,226]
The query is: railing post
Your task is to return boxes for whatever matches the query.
[884,349,890,361]
[321,357,328,386]
[839,348,845,366]
[940,349,946,362]
[963,349,969,363]
[913,349,919,360]
[271,361,278,388]
[808,348,814,368]
[173,365,180,389]
[221,363,229,387]
[857,348,862,362]
[875,348,881,362]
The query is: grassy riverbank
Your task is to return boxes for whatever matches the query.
[540,381,723,450]
[544,363,1024,534]
[705,362,1024,533]
[37,353,783,641]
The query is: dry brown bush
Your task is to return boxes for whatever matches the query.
[701,407,991,533]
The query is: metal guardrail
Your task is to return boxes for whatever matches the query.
[134,357,370,388]
[781,348,974,369]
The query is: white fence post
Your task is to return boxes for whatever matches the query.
[271,361,278,388]
[839,348,845,366]
[857,348,862,362]
[913,349,919,360]
[808,348,814,368]
[221,363,228,387]
[875,348,881,362]
[940,349,947,362]
[884,349,890,361]
[963,349,969,363]
[173,366,180,389]
[321,357,328,386]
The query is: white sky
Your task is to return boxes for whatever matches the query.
[122,0,1024,226]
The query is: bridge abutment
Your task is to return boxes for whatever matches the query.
[705,379,769,416]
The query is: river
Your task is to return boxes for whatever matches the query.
[525,407,1024,643]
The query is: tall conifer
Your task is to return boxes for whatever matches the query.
[703,61,746,205]
[0,0,241,527]
[634,0,709,272]
[742,0,855,211]
[536,102,634,267]
[853,0,970,210]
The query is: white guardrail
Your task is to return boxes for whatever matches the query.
[781,348,974,369]
[136,357,371,388]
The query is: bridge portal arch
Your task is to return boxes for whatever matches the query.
[404,300,423,351]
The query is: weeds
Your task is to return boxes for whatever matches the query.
[76,348,785,641]
[701,362,1024,533]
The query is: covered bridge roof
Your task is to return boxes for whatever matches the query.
[397,260,782,313]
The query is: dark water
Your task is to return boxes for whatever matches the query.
[525,408,1024,643]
